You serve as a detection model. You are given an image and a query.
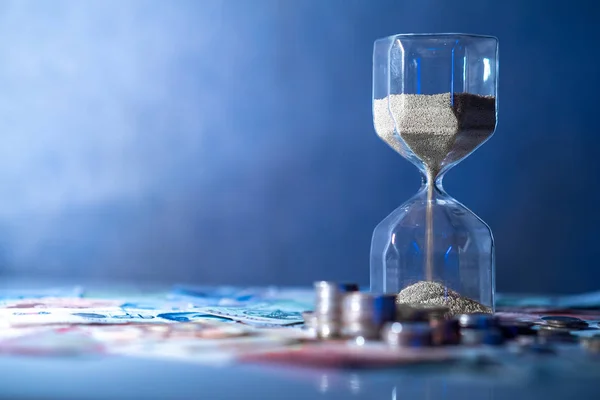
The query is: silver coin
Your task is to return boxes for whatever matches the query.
[540,316,588,329]
[314,281,359,295]
[395,304,429,322]
[341,322,380,340]
[340,293,396,339]
[342,293,396,321]
[314,282,359,315]
[342,292,375,314]
[382,322,432,348]
[430,318,460,345]
[415,305,450,320]
[538,325,574,333]
[315,320,342,339]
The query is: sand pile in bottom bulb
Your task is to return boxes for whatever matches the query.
[396,281,491,317]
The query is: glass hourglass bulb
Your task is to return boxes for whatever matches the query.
[370,34,498,314]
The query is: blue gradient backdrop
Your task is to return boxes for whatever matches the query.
[0,0,598,293]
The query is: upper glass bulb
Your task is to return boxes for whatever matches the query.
[373,34,498,178]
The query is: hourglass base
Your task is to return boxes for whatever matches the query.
[370,184,495,312]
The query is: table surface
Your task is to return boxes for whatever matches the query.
[0,280,599,400]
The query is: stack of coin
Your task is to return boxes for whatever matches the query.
[537,326,577,343]
[400,305,458,346]
[313,282,359,339]
[341,293,396,339]
[419,305,450,321]
[382,322,433,348]
[395,304,430,322]
[430,318,461,346]
[540,316,588,330]
[459,313,497,329]
[458,313,503,346]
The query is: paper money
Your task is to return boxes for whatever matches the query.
[155,311,235,323]
[0,306,244,327]
[198,305,304,326]
[0,298,123,309]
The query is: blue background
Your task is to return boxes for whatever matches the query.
[0,0,597,294]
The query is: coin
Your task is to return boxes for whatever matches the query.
[341,293,396,339]
[414,305,450,321]
[538,325,574,332]
[430,318,460,346]
[315,320,342,340]
[537,325,577,343]
[458,313,497,329]
[313,281,359,339]
[540,316,588,330]
[314,282,359,294]
[382,322,432,348]
[396,304,429,322]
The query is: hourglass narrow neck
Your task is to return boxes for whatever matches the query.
[420,171,448,197]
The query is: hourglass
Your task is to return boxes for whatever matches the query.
[370,34,498,312]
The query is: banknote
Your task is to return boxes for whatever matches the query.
[154,311,234,323]
[0,308,131,326]
[0,306,244,327]
[198,305,305,326]
[169,286,313,308]
[0,298,123,309]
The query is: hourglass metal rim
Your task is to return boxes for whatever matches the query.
[374,33,498,43]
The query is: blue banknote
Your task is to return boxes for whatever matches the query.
[197,306,304,326]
